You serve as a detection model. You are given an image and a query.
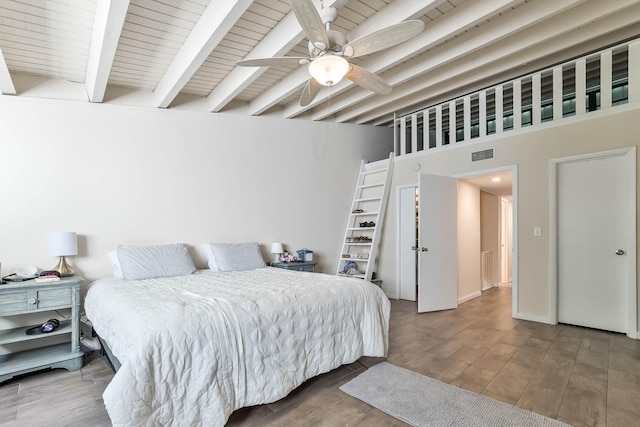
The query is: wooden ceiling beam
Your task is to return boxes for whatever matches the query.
[205,11,304,113]
[0,48,16,95]
[153,0,253,108]
[85,0,130,103]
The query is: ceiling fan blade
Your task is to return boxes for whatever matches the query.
[290,0,330,49]
[236,57,308,68]
[300,78,323,107]
[345,64,391,95]
[342,20,425,58]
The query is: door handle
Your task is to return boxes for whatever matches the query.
[421,247,428,252]
[615,249,625,255]
[411,246,417,251]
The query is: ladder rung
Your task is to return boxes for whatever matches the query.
[354,197,382,203]
[351,211,378,216]
[361,168,388,176]
[357,183,384,189]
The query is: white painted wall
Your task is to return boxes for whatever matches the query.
[378,103,640,326]
[0,96,392,283]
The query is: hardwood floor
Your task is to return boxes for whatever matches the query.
[2,287,640,426]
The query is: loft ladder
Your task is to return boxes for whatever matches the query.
[336,152,394,281]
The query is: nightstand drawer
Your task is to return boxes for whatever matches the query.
[0,291,30,315]
[271,262,316,272]
[36,288,72,309]
[0,288,72,316]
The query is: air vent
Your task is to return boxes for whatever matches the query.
[471,148,494,162]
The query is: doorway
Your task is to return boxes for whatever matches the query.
[550,148,636,336]
[396,166,517,316]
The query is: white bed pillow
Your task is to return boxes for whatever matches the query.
[117,243,197,280]
[108,250,124,279]
[201,242,266,272]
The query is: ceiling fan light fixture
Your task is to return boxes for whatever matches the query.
[308,55,349,86]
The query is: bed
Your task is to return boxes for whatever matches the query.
[84,243,390,427]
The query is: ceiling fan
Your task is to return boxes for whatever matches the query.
[235,0,425,107]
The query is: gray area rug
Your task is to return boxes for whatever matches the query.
[340,362,569,426]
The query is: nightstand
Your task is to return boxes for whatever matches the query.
[0,277,84,383]
[271,261,317,272]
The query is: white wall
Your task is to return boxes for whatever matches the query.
[378,102,640,325]
[0,96,392,282]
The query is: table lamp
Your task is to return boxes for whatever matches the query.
[46,231,78,276]
[271,242,284,264]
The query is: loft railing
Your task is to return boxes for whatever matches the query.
[394,39,640,157]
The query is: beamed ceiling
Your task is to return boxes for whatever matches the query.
[0,0,638,126]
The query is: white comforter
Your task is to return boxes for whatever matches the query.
[84,268,390,426]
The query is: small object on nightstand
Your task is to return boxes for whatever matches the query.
[271,242,284,264]
[47,231,78,277]
[296,248,313,262]
[3,266,38,283]
[35,270,61,283]
[46,231,78,277]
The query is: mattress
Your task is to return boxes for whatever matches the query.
[84,267,390,426]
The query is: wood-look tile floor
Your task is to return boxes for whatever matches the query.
[2,287,640,426]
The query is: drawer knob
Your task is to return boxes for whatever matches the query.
[28,298,37,305]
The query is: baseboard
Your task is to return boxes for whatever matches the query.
[481,283,497,291]
[458,291,482,305]
[516,312,555,325]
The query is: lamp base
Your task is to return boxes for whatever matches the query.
[52,256,74,277]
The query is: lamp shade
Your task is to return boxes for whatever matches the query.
[308,55,349,86]
[46,231,78,256]
[271,242,284,254]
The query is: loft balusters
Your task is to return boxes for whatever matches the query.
[394,39,639,157]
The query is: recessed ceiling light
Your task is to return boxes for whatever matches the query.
[492,177,501,182]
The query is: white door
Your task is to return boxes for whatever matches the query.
[418,173,458,312]
[557,154,628,332]
[399,186,417,300]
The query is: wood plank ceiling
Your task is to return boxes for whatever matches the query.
[0,0,638,126]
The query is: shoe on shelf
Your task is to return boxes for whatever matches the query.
[352,209,364,214]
